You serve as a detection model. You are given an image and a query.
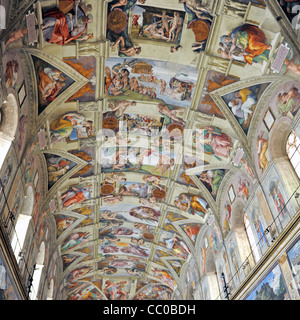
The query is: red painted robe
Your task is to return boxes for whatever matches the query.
[43,9,87,45]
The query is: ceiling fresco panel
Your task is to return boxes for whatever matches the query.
[32,55,75,115]
[104,57,199,108]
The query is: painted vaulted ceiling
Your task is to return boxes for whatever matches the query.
[0,0,300,300]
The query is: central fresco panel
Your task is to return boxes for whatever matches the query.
[97,0,208,291]
[105,57,199,107]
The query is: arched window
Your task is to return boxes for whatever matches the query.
[205,251,221,300]
[0,5,6,30]
[286,131,300,178]
[269,121,299,213]
[198,230,221,300]
[0,138,11,169]
[230,200,256,276]
[11,186,34,260]
[0,94,19,168]
[30,242,45,300]
[47,279,54,300]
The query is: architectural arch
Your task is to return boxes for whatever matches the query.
[195,224,221,300]
[21,185,35,216]
[209,75,285,149]
[247,77,293,148]
[173,255,195,300]
[0,93,19,139]
[269,117,293,160]
[230,198,255,275]
[204,249,220,300]
[0,93,19,167]
[217,166,256,276]
[11,185,35,259]
[269,117,299,210]
[0,5,6,30]
[30,241,46,300]
[46,278,54,300]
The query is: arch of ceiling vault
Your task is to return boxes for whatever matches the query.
[248,78,300,154]
[32,150,50,206]
[209,76,291,145]
[24,49,90,118]
[40,150,89,198]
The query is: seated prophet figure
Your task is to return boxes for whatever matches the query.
[50,112,94,143]
[174,193,208,216]
[219,24,272,65]
[38,67,66,103]
[42,0,93,45]
[228,88,257,123]
[61,185,92,207]
[193,126,233,160]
